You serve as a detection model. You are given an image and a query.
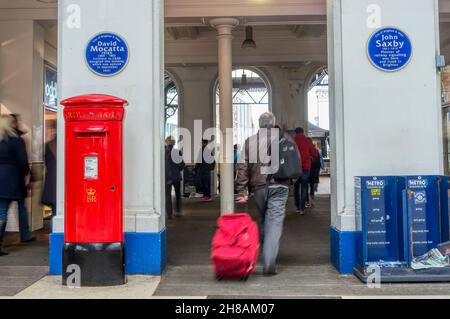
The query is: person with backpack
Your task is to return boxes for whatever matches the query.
[294,127,318,215]
[236,112,301,276]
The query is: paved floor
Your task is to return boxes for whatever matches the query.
[5,177,450,298]
[155,190,450,298]
[10,275,164,299]
[0,227,49,296]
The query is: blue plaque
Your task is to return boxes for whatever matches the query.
[85,32,129,77]
[367,27,412,72]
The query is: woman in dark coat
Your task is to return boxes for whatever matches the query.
[10,114,35,243]
[0,115,31,256]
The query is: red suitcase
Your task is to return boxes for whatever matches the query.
[211,213,259,280]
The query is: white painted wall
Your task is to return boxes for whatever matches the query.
[43,24,57,67]
[168,65,311,149]
[165,26,327,66]
[168,67,216,135]
[0,20,45,231]
[264,66,310,130]
[55,0,164,233]
[165,0,326,18]
[1,21,35,156]
[328,0,443,231]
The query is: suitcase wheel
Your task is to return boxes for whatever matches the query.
[216,275,224,281]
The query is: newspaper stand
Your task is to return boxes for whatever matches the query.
[354,176,450,283]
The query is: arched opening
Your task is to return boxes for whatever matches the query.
[164,73,180,144]
[214,68,271,148]
[307,68,331,176]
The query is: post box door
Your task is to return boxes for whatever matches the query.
[65,122,123,243]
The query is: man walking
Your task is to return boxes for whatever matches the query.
[294,127,318,215]
[236,112,298,276]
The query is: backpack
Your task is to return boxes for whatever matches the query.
[272,136,302,180]
[211,213,259,280]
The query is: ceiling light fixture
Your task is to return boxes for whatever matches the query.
[242,26,256,49]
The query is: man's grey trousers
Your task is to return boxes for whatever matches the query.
[254,185,289,274]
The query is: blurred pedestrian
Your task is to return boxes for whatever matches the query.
[233,144,240,177]
[307,139,322,204]
[42,119,57,228]
[195,139,215,202]
[165,136,185,219]
[0,115,34,256]
[294,127,318,215]
[10,114,36,240]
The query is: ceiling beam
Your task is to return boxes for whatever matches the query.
[166,26,201,40]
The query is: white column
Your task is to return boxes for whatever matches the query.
[327,0,443,232]
[55,0,164,233]
[210,18,239,215]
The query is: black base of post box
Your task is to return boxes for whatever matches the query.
[62,242,127,287]
[354,265,450,283]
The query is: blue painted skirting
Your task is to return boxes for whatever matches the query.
[330,226,356,274]
[49,232,64,275]
[125,230,167,275]
[48,229,167,276]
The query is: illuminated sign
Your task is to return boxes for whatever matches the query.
[44,65,58,111]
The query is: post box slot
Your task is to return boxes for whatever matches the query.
[76,132,107,138]
[74,124,109,136]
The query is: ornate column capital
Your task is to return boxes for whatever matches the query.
[209,18,239,37]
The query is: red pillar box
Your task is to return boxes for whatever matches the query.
[61,94,127,287]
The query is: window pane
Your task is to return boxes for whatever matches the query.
[216,69,269,147]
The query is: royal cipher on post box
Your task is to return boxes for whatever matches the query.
[61,94,127,287]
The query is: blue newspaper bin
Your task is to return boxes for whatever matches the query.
[355,175,450,283]
[403,176,441,265]
[440,176,450,243]
[354,176,406,271]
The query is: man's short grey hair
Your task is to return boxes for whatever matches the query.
[259,112,276,129]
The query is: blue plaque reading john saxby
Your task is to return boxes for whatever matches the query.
[367,27,412,72]
[86,32,129,77]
